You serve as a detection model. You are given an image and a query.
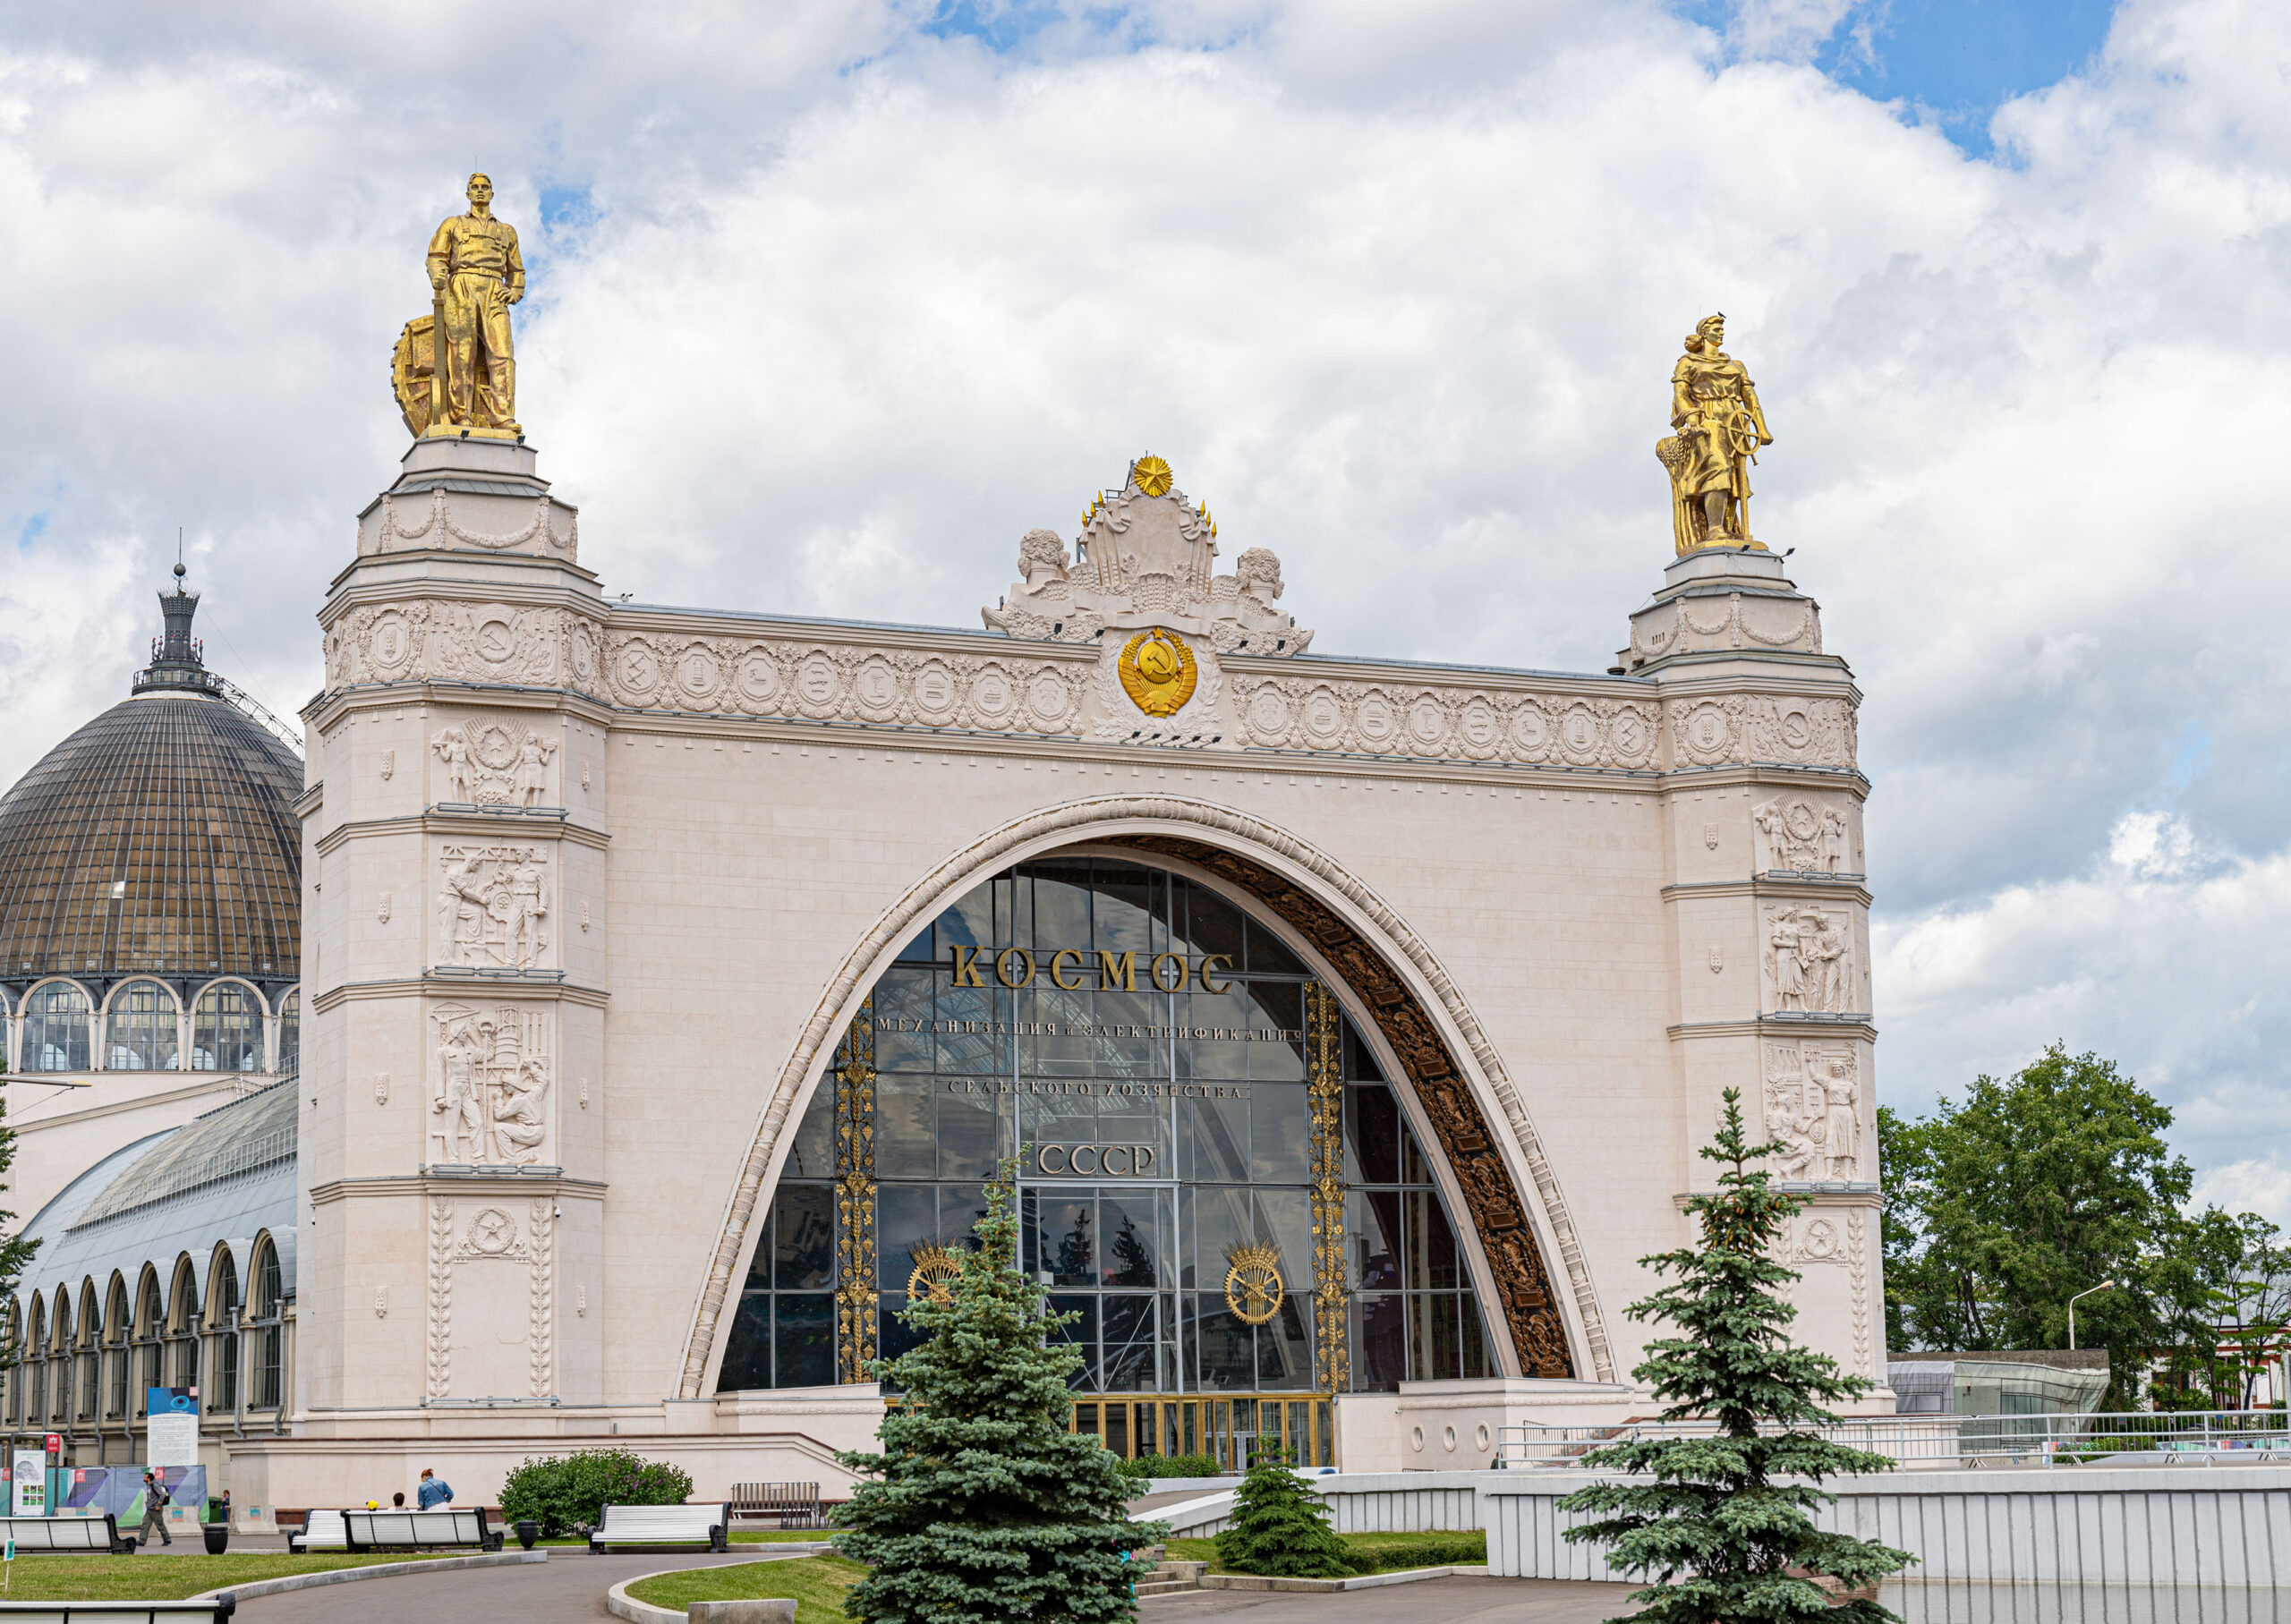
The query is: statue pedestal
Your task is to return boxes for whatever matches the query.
[356,437,578,563]
[1617,546,1823,674]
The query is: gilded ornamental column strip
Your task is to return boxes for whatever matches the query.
[1305,981,1349,1395]
[833,996,878,1383]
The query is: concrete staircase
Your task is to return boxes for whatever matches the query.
[1136,1560,1209,1597]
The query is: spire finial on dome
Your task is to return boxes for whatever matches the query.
[134,561,216,696]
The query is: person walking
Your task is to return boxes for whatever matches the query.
[416,1468,452,1509]
[138,1471,173,1548]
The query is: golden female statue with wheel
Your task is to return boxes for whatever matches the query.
[1657,314,1773,554]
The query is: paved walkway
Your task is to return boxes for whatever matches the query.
[1144,1577,1637,1620]
[223,1549,1635,1624]
[231,1548,779,1623]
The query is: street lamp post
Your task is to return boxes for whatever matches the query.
[2068,1280,2116,1352]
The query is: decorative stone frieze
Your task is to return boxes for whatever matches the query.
[1667,693,1855,770]
[1229,675,1667,769]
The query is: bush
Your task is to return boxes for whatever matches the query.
[1114,1453,1225,1481]
[1212,1458,1349,1578]
[498,1449,695,1537]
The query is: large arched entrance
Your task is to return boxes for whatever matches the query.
[692,804,1604,1467]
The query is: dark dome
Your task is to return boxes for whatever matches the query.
[0,579,302,982]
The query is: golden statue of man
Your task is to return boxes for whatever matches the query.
[423,173,524,437]
[1657,314,1772,553]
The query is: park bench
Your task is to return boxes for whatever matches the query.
[344,1506,502,1552]
[588,1502,731,1553]
[730,1482,822,1528]
[0,1603,235,1621]
[0,1513,133,1555]
[285,1509,347,1552]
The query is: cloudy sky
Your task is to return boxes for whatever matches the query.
[4,0,2285,1215]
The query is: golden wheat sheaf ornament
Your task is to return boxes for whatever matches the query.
[1118,628,1197,718]
[906,1243,963,1307]
[1222,1241,1285,1326]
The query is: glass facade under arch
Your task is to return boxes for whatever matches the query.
[106,980,180,1071]
[21,983,91,1072]
[191,982,263,1072]
[719,856,1495,1441]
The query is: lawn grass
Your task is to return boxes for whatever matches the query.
[626,1554,865,1622]
[0,1551,466,1602]
[1166,1527,1486,1575]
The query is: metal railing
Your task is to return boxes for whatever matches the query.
[1495,1409,2291,1471]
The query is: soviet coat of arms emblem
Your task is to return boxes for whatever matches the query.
[1118,627,1198,717]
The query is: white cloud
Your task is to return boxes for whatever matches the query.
[3,0,2289,1198]
[2193,1158,2291,1232]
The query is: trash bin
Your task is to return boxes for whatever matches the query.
[515,1520,540,1550]
[202,1523,230,1555]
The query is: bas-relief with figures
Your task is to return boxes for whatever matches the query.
[231,175,1889,1510]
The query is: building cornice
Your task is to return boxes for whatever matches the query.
[1662,875,1874,906]
[311,976,609,1014]
[314,809,609,859]
[1666,1016,1879,1041]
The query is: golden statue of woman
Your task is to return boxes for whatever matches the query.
[1657,314,1772,553]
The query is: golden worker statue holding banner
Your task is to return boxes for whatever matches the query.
[1657,313,1772,554]
[392,174,525,439]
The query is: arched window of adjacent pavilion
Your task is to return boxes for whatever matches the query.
[208,1246,242,1411]
[248,1237,284,1411]
[105,979,181,1071]
[717,856,1495,1428]
[72,1280,98,1424]
[23,1297,45,1425]
[103,1273,130,1420]
[277,990,300,1076]
[191,981,265,1073]
[167,1256,201,1391]
[21,981,92,1073]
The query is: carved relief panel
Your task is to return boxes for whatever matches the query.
[434,844,552,971]
[424,1194,558,1401]
[428,1001,556,1167]
[431,716,558,807]
[1761,1040,1864,1182]
[1751,793,1858,875]
[1759,905,1859,1016]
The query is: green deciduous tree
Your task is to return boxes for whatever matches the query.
[835,1161,1163,1622]
[1560,1090,1913,1623]
[1880,1044,2275,1407]
[1213,1456,1350,1578]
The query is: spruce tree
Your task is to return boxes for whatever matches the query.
[1559,1090,1913,1622]
[1213,1452,1350,1577]
[835,1161,1163,1622]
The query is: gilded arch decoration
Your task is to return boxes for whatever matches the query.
[1113,833,1573,1377]
[678,794,1612,1399]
